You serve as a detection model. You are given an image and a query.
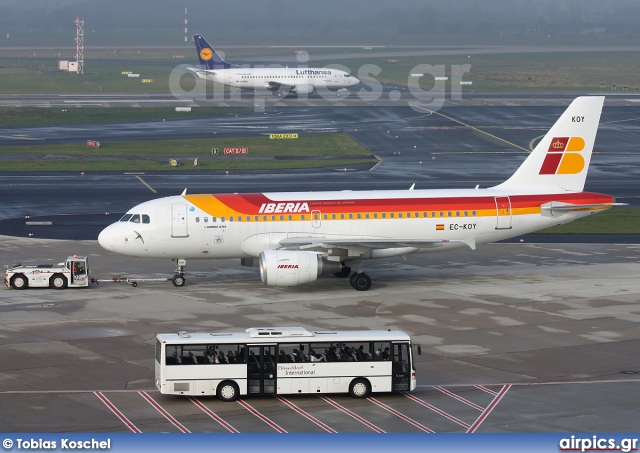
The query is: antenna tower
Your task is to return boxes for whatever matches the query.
[75,16,84,74]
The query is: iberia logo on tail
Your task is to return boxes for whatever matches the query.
[539,136,585,175]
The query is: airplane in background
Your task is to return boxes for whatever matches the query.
[187,34,360,97]
[98,97,620,291]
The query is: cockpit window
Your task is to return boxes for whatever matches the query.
[142,215,150,224]
[120,214,133,222]
[130,214,141,224]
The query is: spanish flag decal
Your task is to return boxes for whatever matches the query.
[436,224,445,230]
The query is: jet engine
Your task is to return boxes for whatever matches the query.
[293,84,315,95]
[259,250,342,287]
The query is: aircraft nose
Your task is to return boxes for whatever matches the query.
[98,225,116,252]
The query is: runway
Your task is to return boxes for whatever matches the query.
[1,94,639,433]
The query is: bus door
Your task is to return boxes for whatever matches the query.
[247,345,276,395]
[391,343,411,391]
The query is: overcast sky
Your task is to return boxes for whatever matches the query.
[1,0,639,43]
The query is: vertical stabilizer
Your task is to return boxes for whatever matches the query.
[193,34,239,70]
[492,96,604,193]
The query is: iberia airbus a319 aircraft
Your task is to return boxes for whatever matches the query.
[98,97,619,291]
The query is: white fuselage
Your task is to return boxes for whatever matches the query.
[97,188,612,261]
[193,67,360,92]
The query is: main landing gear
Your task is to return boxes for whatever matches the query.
[172,259,186,287]
[350,272,371,291]
[337,260,372,291]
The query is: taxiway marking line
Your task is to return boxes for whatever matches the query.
[475,385,498,395]
[467,384,511,433]
[134,175,157,193]
[237,399,287,433]
[94,391,141,433]
[139,391,190,433]
[189,397,239,433]
[402,391,470,428]
[433,386,485,411]
[319,396,385,433]
[368,396,434,433]
[276,396,337,433]
[409,103,529,152]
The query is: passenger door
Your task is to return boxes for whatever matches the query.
[171,204,189,238]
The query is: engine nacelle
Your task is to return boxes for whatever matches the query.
[259,250,342,287]
[293,84,315,95]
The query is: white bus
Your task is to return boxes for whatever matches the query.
[155,327,420,401]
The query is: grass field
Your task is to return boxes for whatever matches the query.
[2,50,640,94]
[0,133,377,172]
[537,207,640,235]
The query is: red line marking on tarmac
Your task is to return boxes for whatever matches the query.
[433,386,485,411]
[237,399,287,433]
[139,391,190,433]
[368,397,434,433]
[467,384,511,433]
[276,396,337,433]
[94,391,141,433]
[402,391,470,428]
[475,385,498,395]
[189,397,239,433]
[319,396,385,433]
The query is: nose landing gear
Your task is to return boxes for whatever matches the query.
[172,259,187,287]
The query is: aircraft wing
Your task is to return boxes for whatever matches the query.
[265,81,294,92]
[278,237,474,252]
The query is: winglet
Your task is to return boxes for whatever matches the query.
[181,188,187,195]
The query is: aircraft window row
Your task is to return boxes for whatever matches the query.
[165,341,396,365]
[119,213,150,224]
[194,211,477,223]
[243,76,327,79]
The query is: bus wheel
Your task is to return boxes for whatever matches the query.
[349,378,371,398]
[217,381,239,402]
[11,274,28,290]
[50,274,67,290]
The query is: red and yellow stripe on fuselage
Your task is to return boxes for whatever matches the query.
[183,191,614,222]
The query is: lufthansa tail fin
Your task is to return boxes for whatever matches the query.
[492,96,604,193]
[193,34,239,70]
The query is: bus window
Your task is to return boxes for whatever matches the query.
[372,342,391,361]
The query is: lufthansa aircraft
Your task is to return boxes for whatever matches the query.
[98,97,619,291]
[187,34,360,96]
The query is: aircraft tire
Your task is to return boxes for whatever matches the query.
[172,275,185,287]
[350,273,371,291]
